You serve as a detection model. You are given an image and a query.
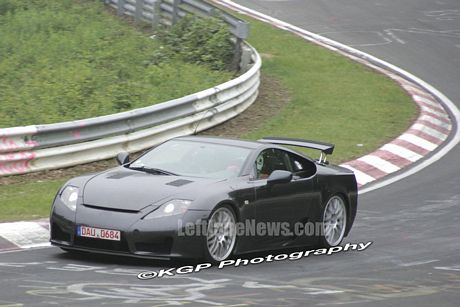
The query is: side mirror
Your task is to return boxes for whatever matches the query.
[116,152,130,165]
[267,170,293,186]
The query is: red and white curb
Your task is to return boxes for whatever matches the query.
[214,0,456,189]
[0,219,50,252]
[338,74,451,187]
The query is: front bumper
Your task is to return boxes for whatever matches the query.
[50,198,210,259]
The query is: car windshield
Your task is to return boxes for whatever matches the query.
[129,140,251,179]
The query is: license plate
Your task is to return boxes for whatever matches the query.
[77,225,121,241]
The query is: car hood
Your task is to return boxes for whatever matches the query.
[83,168,222,211]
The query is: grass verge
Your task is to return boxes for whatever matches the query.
[0,0,233,128]
[239,16,417,163]
[0,7,417,222]
[0,179,66,222]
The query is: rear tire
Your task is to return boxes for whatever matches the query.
[319,195,347,247]
[204,205,237,263]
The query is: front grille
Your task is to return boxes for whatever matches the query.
[74,235,130,253]
[51,223,71,242]
[135,238,173,255]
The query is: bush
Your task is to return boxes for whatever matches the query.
[155,15,235,71]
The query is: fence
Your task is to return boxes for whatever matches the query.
[0,0,261,176]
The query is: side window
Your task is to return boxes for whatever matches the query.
[255,149,291,179]
[288,153,316,178]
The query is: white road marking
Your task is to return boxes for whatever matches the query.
[243,281,295,289]
[380,144,423,162]
[399,259,439,267]
[0,261,57,268]
[398,134,437,151]
[317,31,392,47]
[339,165,376,185]
[382,27,460,40]
[358,155,401,173]
[243,281,344,295]
[434,265,460,272]
[384,29,406,44]
[424,10,460,19]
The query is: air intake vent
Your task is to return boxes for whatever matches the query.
[106,172,135,179]
[83,204,139,214]
[166,179,193,187]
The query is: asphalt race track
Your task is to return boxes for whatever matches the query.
[1,0,460,305]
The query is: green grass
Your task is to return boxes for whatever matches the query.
[241,17,417,163]
[0,179,65,222]
[0,0,233,128]
[0,5,417,222]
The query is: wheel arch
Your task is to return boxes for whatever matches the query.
[318,171,357,234]
[332,191,356,238]
[214,200,240,222]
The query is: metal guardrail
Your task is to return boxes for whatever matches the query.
[105,0,249,39]
[0,1,261,176]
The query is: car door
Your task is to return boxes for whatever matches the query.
[251,149,318,249]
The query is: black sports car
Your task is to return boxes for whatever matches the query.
[50,136,357,262]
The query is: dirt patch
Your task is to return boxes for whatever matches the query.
[0,159,117,186]
[0,74,290,186]
[200,74,290,138]
[259,53,275,60]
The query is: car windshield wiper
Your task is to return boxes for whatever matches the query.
[129,166,177,176]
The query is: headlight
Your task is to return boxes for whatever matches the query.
[60,186,79,211]
[144,199,192,220]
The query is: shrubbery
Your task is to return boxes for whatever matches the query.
[0,0,233,128]
[154,15,235,71]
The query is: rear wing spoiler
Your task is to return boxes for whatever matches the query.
[258,137,335,163]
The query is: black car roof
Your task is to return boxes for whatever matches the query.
[176,136,263,150]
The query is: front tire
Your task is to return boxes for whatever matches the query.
[319,195,347,247]
[204,205,237,262]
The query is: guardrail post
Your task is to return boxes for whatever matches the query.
[117,0,125,16]
[152,0,161,29]
[231,38,243,71]
[171,0,180,24]
[135,0,143,23]
[209,7,219,18]
[239,43,253,73]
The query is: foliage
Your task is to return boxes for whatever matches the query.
[155,15,235,71]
